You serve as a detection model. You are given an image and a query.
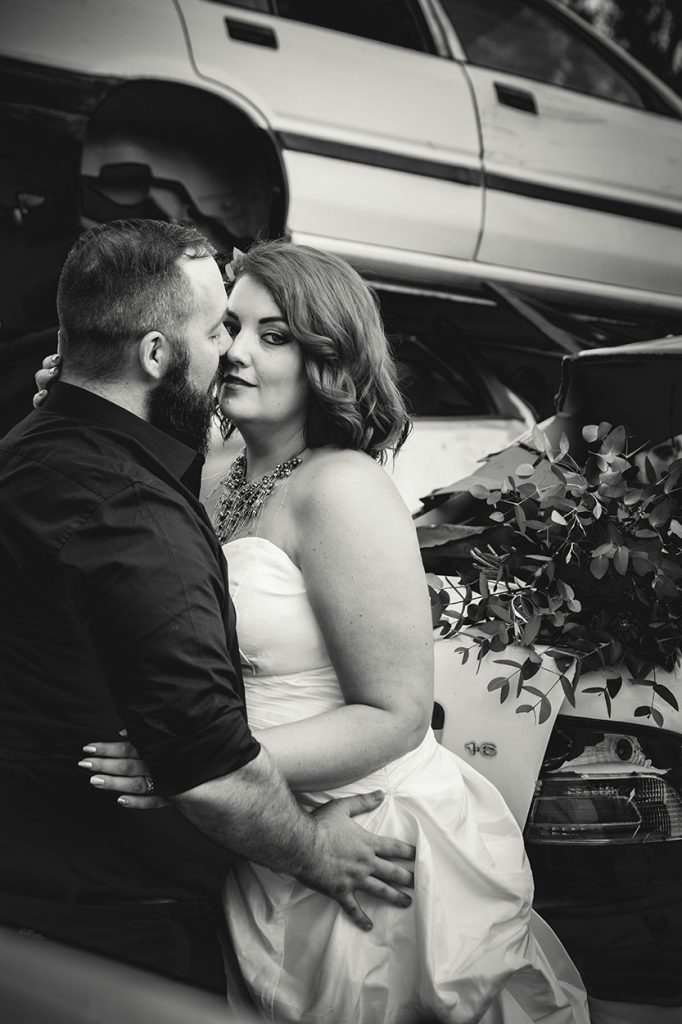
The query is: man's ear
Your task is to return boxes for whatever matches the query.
[138,331,172,381]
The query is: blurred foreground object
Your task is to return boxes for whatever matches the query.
[0,925,258,1024]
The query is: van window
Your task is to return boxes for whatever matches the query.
[275,0,437,53]
[442,0,646,108]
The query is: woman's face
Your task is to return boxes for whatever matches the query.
[219,274,309,436]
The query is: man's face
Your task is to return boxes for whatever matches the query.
[147,256,229,454]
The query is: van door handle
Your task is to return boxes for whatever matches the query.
[494,83,537,114]
[225,17,278,49]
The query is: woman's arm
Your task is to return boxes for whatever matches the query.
[257,450,434,791]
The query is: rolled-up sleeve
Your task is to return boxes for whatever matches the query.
[60,480,260,793]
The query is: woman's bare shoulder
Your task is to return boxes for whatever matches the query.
[288,447,413,544]
[293,447,404,505]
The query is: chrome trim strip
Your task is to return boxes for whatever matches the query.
[487,173,682,230]
[280,131,682,230]
[277,132,482,186]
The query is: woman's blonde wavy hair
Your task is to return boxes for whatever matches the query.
[219,240,411,462]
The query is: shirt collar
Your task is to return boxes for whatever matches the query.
[42,382,205,494]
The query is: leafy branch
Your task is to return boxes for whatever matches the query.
[426,423,682,725]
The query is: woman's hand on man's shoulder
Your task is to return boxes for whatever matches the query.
[33,353,61,407]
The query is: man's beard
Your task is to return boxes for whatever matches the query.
[147,343,218,456]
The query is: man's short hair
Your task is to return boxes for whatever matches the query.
[57,219,216,380]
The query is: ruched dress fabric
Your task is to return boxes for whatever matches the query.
[221,537,590,1024]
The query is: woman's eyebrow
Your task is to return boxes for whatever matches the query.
[223,312,287,326]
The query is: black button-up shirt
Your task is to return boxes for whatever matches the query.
[0,382,260,904]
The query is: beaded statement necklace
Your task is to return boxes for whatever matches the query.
[212,448,304,543]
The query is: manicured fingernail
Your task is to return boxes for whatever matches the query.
[90,776,105,787]
[52,354,61,365]
[117,797,130,807]
[49,367,58,375]
[77,760,93,769]
[82,745,97,753]
[400,895,412,908]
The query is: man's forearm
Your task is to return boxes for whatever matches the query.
[171,747,318,876]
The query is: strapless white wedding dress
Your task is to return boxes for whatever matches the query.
[222,537,590,1024]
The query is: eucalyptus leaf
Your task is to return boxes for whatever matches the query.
[606,676,622,698]
[523,685,548,699]
[603,425,627,455]
[538,697,552,725]
[486,677,508,693]
[590,555,609,580]
[559,675,576,706]
[522,615,541,645]
[653,683,679,710]
[644,456,658,485]
[558,433,570,460]
[613,547,629,575]
[650,498,673,529]
[532,425,549,453]
[469,484,491,500]
[651,707,665,728]
[521,658,541,680]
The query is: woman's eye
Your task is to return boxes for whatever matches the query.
[262,330,288,346]
[223,321,237,338]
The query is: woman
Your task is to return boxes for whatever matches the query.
[36,241,589,1023]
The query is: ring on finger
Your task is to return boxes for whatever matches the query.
[144,775,156,795]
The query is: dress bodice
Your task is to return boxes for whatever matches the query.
[224,537,345,731]
[224,535,440,799]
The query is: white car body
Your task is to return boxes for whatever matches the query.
[2,0,682,328]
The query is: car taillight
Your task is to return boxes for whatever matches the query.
[524,721,682,845]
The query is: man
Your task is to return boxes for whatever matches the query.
[0,219,413,994]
